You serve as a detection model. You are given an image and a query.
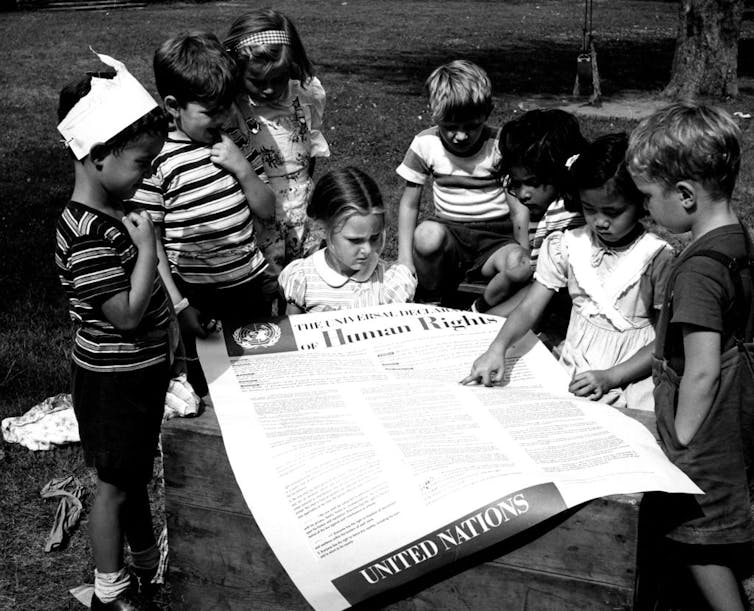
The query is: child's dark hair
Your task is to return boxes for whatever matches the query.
[154,31,239,108]
[58,73,168,159]
[224,9,314,85]
[569,133,645,214]
[307,167,385,233]
[498,109,587,202]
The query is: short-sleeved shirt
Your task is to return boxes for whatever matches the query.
[528,198,585,264]
[279,249,417,312]
[396,125,508,222]
[130,133,268,288]
[55,201,173,371]
[662,223,753,374]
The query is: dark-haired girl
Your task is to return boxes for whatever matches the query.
[464,133,674,411]
[278,167,417,313]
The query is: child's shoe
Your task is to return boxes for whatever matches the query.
[130,566,158,599]
[90,589,147,610]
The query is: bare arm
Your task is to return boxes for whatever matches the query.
[675,326,720,445]
[569,343,654,400]
[397,182,423,270]
[153,231,206,338]
[101,211,158,330]
[211,133,275,220]
[507,192,531,250]
[461,281,555,386]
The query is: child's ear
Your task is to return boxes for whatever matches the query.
[163,95,182,119]
[676,180,697,210]
[89,143,108,170]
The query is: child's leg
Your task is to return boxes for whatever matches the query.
[485,283,532,317]
[124,484,160,596]
[412,220,456,300]
[476,244,532,311]
[90,477,128,572]
[689,564,747,611]
[123,485,156,555]
[90,477,135,606]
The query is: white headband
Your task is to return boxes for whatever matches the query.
[57,49,158,160]
[233,30,291,52]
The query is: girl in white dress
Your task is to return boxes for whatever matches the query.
[279,167,417,314]
[224,8,330,275]
[463,133,674,410]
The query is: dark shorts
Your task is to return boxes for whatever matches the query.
[174,274,277,396]
[71,361,170,489]
[432,216,517,284]
[175,272,275,327]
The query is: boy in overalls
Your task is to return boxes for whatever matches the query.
[628,102,754,610]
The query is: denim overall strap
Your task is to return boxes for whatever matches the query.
[652,225,754,544]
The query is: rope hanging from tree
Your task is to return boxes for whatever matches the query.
[573,0,602,105]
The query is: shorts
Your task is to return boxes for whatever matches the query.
[175,273,275,327]
[71,361,170,489]
[432,216,517,284]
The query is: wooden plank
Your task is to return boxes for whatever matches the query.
[163,406,650,610]
[167,503,632,611]
[163,408,642,587]
[456,281,486,296]
[162,409,249,515]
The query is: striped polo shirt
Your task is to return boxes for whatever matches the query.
[131,134,268,288]
[55,202,173,372]
[396,125,508,221]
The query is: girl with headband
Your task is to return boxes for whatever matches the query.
[225,9,330,298]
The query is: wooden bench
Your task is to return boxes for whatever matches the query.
[162,406,657,610]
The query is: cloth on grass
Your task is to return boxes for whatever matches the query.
[164,374,200,420]
[2,377,199,452]
[40,475,85,552]
[1,393,79,450]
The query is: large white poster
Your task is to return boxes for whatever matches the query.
[197,304,700,611]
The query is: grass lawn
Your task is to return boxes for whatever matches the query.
[1,1,753,608]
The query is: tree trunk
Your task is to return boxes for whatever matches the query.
[664,0,744,99]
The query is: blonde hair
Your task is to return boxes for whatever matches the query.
[307,167,386,242]
[425,60,492,122]
[627,101,741,200]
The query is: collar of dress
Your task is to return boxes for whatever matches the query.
[313,248,378,287]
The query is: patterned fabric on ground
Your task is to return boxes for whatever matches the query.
[2,393,79,450]
[2,378,201,452]
[163,374,200,420]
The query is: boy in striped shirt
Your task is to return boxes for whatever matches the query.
[131,31,275,398]
[396,60,530,305]
[55,53,173,609]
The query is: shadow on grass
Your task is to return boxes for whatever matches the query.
[320,35,754,97]
[318,38,678,97]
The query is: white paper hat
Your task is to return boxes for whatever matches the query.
[57,49,158,160]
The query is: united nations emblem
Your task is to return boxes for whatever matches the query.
[232,322,282,350]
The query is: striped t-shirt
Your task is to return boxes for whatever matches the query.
[131,134,268,288]
[396,125,508,221]
[529,198,585,264]
[55,201,174,372]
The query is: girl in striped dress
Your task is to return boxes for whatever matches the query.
[279,168,417,314]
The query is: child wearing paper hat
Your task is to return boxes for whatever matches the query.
[55,50,173,610]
